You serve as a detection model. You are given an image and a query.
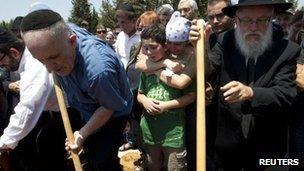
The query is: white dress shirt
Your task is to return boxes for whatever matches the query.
[114,31,140,69]
[0,48,58,149]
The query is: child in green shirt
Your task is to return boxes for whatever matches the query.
[137,23,195,171]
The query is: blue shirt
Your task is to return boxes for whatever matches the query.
[57,24,133,121]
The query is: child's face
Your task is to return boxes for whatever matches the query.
[167,41,187,55]
[142,39,166,62]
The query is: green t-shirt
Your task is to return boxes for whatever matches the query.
[138,73,194,148]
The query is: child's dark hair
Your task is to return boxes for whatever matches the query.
[140,23,166,45]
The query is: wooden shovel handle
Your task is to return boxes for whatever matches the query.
[196,19,206,171]
[0,151,10,171]
[52,74,83,171]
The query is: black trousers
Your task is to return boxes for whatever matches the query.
[9,108,82,171]
[83,116,128,171]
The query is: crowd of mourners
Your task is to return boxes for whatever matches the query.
[0,0,304,170]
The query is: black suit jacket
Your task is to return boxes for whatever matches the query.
[209,29,300,158]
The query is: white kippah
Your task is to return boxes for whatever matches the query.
[166,11,191,43]
[29,2,51,13]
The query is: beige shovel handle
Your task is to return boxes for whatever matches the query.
[52,73,83,171]
[195,19,206,171]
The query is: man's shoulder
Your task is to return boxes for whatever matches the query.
[283,39,300,51]
[79,52,119,78]
[217,29,235,44]
[273,38,300,59]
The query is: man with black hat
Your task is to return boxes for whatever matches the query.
[20,9,133,170]
[191,0,299,170]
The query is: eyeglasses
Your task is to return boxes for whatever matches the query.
[236,16,272,26]
[207,13,225,22]
[0,53,6,62]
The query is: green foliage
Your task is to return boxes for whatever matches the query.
[0,20,14,29]
[69,0,99,32]
[288,0,299,10]
[196,0,208,18]
[90,8,99,32]
[99,0,117,29]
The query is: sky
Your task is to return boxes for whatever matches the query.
[295,0,304,7]
[0,0,102,22]
[0,0,304,22]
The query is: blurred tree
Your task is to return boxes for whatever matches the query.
[90,7,99,33]
[0,20,13,29]
[99,0,117,29]
[288,0,298,10]
[196,0,208,18]
[69,0,98,33]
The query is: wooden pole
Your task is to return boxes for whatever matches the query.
[52,73,83,171]
[196,19,206,171]
[0,151,10,171]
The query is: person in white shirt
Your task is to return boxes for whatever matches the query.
[114,3,140,69]
[0,27,74,170]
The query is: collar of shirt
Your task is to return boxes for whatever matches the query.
[17,48,31,73]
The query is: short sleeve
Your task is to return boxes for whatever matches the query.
[182,52,196,79]
[138,73,146,94]
[182,81,195,95]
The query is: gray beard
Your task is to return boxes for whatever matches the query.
[235,23,273,60]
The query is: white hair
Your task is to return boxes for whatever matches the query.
[234,22,273,60]
[178,0,198,11]
[22,20,72,43]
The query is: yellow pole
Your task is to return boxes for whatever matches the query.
[196,19,206,171]
[52,73,83,171]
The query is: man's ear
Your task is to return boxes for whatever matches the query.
[68,34,77,47]
[9,48,22,60]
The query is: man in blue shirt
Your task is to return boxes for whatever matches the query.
[20,10,133,170]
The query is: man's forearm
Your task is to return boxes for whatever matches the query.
[137,92,147,106]
[163,92,196,110]
[135,53,165,72]
[156,70,192,90]
[78,106,113,139]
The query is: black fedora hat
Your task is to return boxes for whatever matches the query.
[222,0,293,18]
